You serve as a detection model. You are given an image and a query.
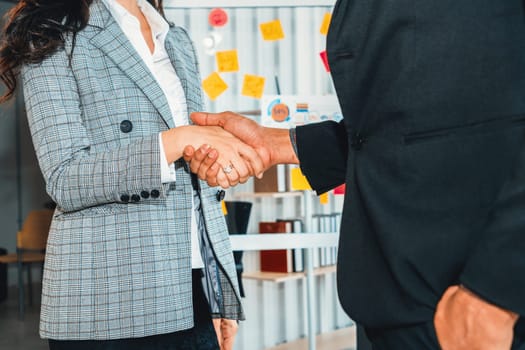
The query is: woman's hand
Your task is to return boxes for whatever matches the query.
[212,318,238,350]
[161,125,264,188]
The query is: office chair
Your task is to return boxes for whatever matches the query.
[0,209,53,319]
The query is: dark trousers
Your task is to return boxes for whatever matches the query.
[49,270,219,350]
[365,320,525,350]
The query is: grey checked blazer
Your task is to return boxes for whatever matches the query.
[21,0,243,340]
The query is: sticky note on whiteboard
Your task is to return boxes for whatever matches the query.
[320,51,330,72]
[259,19,285,41]
[216,50,239,73]
[320,13,332,35]
[241,74,266,99]
[202,72,228,100]
[209,8,228,27]
[334,184,346,195]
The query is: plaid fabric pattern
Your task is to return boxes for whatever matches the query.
[21,0,243,340]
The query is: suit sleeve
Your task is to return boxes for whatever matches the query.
[295,120,349,194]
[21,47,169,213]
[459,141,525,316]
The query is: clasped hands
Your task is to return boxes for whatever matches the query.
[182,111,290,188]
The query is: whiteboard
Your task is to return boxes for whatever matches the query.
[165,0,335,9]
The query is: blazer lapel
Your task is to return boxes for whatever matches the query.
[88,1,175,129]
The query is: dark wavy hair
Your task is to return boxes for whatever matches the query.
[0,0,165,103]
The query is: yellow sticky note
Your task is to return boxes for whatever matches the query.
[320,13,332,35]
[319,193,329,205]
[216,50,239,73]
[241,74,265,99]
[290,167,311,191]
[202,72,228,100]
[221,201,228,216]
[259,19,285,41]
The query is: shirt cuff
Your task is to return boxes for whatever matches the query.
[159,133,177,183]
[289,127,299,158]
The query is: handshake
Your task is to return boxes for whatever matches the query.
[178,111,299,189]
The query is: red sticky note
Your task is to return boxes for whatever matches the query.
[320,50,330,72]
[209,8,228,27]
[334,184,346,195]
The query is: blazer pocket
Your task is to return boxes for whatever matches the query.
[403,115,525,145]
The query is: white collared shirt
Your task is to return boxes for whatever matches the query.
[102,0,204,268]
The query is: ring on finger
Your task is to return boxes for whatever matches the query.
[223,163,234,174]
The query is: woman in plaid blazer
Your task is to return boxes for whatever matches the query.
[0,0,261,349]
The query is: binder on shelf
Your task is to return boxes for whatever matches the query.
[313,213,341,267]
[288,165,311,191]
[254,164,288,193]
[259,221,293,273]
[277,218,304,272]
[311,216,321,268]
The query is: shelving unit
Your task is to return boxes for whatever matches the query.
[242,265,336,283]
[229,190,348,350]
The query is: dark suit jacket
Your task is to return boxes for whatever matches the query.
[296,0,525,329]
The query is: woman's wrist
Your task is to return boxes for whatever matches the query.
[161,126,194,163]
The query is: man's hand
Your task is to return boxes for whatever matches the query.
[190,111,298,170]
[434,285,518,350]
[212,318,238,350]
[183,143,222,188]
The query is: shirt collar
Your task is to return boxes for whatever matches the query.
[101,0,169,43]
[138,0,169,42]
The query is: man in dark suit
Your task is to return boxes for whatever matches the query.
[185,0,525,348]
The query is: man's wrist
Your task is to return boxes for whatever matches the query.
[267,127,299,165]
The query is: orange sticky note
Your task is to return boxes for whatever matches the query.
[216,50,239,73]
[319,192,329,205]
[290,167,311,191]
[221,201,228,215]
[259,19,285,41]
[241,74,266,99]
[202,72,228,100]
[320,13,332,35]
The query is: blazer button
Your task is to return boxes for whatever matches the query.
[120,194,130,202]
[150,189,160,198]
[131,194,141,202]
[120,120,133,133]
[140,190,150,199]
[216,190,226,202]
[351,133,366,151]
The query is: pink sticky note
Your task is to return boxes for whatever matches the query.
[209,8,228,27]
[320,51,330,72]
[334,184,346,195]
